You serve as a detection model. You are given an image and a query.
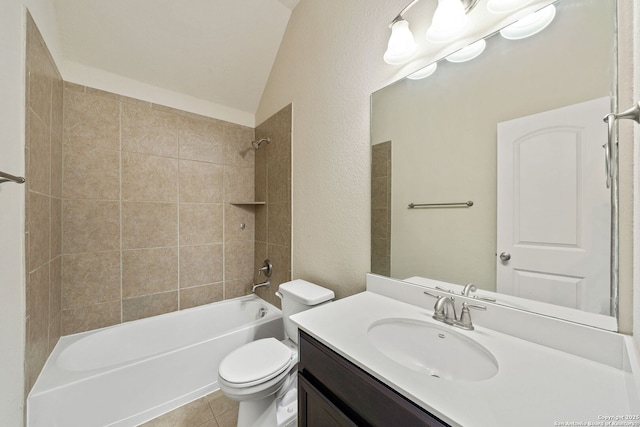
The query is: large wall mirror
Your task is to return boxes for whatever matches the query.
[371,0,618,330]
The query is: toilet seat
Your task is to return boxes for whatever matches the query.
[219,338,293,388]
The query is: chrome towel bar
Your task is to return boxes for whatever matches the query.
[0,170,25,185]
[408,201,473,209]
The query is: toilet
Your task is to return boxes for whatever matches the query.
[218,280,335,427]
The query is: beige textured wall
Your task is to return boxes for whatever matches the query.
[24,12,64,393]
[253,104,293,307]
[61,84,256,334]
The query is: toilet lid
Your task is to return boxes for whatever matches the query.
[218,338,293,386]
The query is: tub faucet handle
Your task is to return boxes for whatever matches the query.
[258,259,273,277]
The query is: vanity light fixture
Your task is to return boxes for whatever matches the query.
[384,0,479,65]
[499,4,556,40]
[384,18,419,65]
[486,0,535,14]
[426,0,477,44]
[407,62,438,79]
[445,39,486,63]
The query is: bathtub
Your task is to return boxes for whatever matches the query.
[27,295,284,427]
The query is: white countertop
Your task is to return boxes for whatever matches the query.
[291,291,638,427]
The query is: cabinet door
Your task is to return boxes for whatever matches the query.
[299,331,450,427]
[298,374,358,427]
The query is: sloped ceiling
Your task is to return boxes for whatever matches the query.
[54,0,299,118]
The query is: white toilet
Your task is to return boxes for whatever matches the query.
[218,280,335,427]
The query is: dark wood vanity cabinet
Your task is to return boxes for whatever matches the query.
[298,331,450,427]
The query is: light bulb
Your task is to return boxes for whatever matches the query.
[426,0,469,44]
[445,39,486,63]
[384,19,418,65]
[500,5,556,40]
[407,63,438,80]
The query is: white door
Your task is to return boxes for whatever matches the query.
[496,97,611,315]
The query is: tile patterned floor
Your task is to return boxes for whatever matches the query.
[140,390,239,427]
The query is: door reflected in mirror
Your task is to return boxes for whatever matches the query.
[370,0,617,329]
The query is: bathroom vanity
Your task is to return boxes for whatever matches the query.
[298,331,447,426]
[291,275,640,427]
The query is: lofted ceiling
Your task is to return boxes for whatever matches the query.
[53,0,299,118]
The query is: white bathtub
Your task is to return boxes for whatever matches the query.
[27,295,284,427]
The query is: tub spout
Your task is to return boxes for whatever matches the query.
[252,280,270,293]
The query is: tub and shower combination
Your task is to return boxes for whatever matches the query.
[27,295,283,426]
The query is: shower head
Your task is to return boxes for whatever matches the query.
[251,138,270,150]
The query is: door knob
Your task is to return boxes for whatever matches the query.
[499,252,511,261]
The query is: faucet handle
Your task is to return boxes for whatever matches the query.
[455,302,486,331]
[463,302,486,311]
[423,291,440,299]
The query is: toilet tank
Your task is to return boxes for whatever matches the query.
[278,280,335,344]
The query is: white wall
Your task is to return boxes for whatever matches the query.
[0,1,60,423]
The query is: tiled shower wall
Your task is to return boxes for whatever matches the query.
[253,105,292,308]
[61,84,257,335]
[24,13,64,392]
[371,141,391,276]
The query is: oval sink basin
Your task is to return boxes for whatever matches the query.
[367,318,498,381]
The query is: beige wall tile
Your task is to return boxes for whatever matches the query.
[122,152,178,202]
[61,301,121,335]
[49,256,62,325]
[28,192,50,271]
[266,243,291,286]
[179,283,224,310]
[51,135,63,198]
[267,202,290,247]
[122,247,179,298]
[178,116,225,163]
[64,90,120,150]
[51,77,64,147]
[179,203,223,245]
[27,111,50,195]
[179,244,223,288]
[122,202,178,249]
[63,200,120,253]
[371,208,389,240]
[224,205,255,242]
[63,81,85,93]
[51,197,62,259]
[27,34,52,127]
[224,240,254,281]
[123,292,178,322]
[254,161,267,202]
[224,278,252,300]
[371,142,391,179]
[223,124,255,168]
[121,102,178,157]
[62,251,121,309]
[63,145,120,200]
[267,157,290,204]
[371,176,388,209]
[224,165,254,202]
[254,205,267,243]
[48,313,61,353]
[27,264,49,351]
[179,160,223,203]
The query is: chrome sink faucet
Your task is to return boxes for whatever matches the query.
[432,296,457,325]
[424,291,486,331]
